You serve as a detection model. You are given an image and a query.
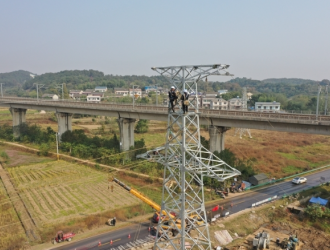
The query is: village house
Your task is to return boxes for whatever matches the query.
[95,86,107,92]
[114,88,129,96]
[228,97,243,110]
[129,88,142,97]
[255,101,281,112]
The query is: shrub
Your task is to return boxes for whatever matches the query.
[135,119,149,133]
[0,151,9,163]
[38,143,50,156]
[85,215,100,229]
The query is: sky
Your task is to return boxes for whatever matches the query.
[0,0,329,81]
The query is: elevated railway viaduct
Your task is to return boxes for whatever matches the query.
[0,97,329,151]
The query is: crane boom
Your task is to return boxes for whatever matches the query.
[113,178,170,217]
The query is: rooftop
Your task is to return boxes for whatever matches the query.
[255,102,281,105]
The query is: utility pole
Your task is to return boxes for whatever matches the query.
[316,85,321,120]
[56,133,60,161]
[0,83,4,98]
[36,84,45,102]
[132,85,139,108]
[56,83,64,100]
[155,84,158,106]
[242,87,247,110]
[324,85,329,115]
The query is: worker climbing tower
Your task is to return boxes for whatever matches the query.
[138,65,240,250]
[234,87,252,139]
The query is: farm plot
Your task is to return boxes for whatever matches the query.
[7,161,142,226]
[0,179,27,249]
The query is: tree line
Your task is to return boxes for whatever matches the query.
[0,123,146,164]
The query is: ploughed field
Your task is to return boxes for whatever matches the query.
[7,161,141,226]
[0,176,27,249]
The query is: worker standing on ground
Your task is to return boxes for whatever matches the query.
[181,89,189,114]
[276,238,280,246]
[168,86,177,113]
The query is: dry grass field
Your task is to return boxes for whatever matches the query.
[1,106,329,178]
[222,129,330,178]
[0,175,28,249]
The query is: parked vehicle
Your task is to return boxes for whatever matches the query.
[292,177,307,184]
[52,230,75,244]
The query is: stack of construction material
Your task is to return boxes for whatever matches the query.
[214,230,233,245]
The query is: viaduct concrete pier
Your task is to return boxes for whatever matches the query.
[208,126,230,153]
[117,118,136,151]
[56,113,73,137]
[9,108,27,137]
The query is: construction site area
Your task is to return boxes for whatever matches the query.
[0,65,330,250]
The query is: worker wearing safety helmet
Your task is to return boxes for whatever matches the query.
[168,86,177,113]
[181,89,189,114]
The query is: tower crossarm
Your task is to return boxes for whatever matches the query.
[137,145,240,181]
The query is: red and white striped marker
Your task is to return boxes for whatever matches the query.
[128,234,131,239]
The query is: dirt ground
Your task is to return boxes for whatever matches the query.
[216,213,330,250]
[4,148,51,167]
[264,223,330,250]
[243,222,330,250]
[245,226,304,250]
[78,124,102,129]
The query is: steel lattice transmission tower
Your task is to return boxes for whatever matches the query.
[137,64,240,250]
[234,128,252,139]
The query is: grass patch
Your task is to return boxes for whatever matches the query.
[277,152,297,160]
[135,133,166,147]
[282,165,302,174]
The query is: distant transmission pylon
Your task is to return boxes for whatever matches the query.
[137,64,240,250]
[234,128,252,139]
[235,87,252,139]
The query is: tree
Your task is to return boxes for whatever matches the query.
[63,83,69,99]
[135,119,149,133]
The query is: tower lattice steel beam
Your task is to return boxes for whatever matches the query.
[137,64,240,250]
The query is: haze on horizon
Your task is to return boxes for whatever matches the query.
[0,0,329,81]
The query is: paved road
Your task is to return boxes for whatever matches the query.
[52,167,330,250]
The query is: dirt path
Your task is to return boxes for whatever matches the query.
[0,163,41,242]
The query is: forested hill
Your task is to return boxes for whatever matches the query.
[214,77,329,97]
[22,69,169,91]
[262,78,317,85]
[0,70,34,87]
[2,69,329,100]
